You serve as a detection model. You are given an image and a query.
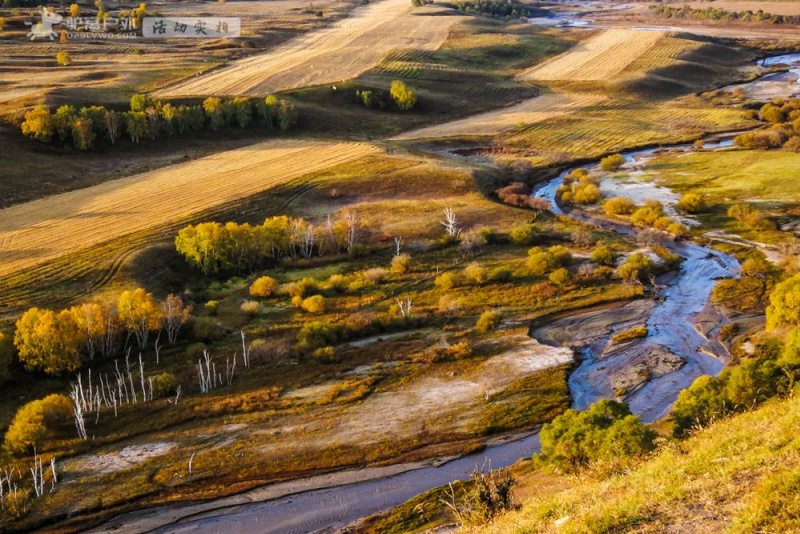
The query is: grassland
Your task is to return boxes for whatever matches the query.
[360,394,800,534]
[156,0,466,98]
[0,140,377,278]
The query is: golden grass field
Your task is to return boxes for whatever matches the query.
[0,140,377,278]
[391,92,606,140]
[518,29,669,82]
[156,0,466,98]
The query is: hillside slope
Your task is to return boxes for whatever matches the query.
[476,395,800,533]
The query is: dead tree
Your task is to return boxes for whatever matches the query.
[396,297,413,318]
[394,237,402,257]
[240,330,250,368]
[441,207,462,238]
[30,450,45,498]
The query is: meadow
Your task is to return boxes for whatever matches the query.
[0,2,792,531]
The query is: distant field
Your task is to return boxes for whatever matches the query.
[156,0,465,97]
[681,0,800,15]
[391,92,606,140]
[518,29,668,82]
[0,140,377,278]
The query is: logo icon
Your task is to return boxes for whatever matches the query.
[25,10,63,41]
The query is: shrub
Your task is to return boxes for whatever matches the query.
[301,295,326,314]
[677,192,706,213]
[539,400,655,471]
[363,267,388,285]
[612,326,648,343]
[312,346,337,363]
[391,253,413,274]
[295,322,343,354]
[631,203,664,227]
[4,395,72,455]
[327,274,349,293]
[490,267,513,283]
[56,51,71,66]
[464,262,489,285]
[761,103,786,124]
[599,153,625,172]
[438,295,462,316]
[152,372,178,397]
[249,276,279,297]
[548,245,572,267]
[241,300,261,315]
[617,253,653,283]
[476,310,500,333]
[572,183,601,204]
[286,277,318,298]
[186,342,208,359]
[527,249,555,275]
[509,224,539,245]
[193,318,225,341]
[548,267,571,287]
[435,271,459,290]
[460,230,488,254]
[291,295,304,307]
[356,89,385,109]
[591,244,616,266]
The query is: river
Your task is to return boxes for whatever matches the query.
[90,53,800,534]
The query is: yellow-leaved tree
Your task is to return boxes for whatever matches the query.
[4,394,73,455]
[118,288,163,348]
[14,308,83,375]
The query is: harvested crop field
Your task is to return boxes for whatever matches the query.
[518,29,668,81]
[156,0,466,97]
[0,140,377,278]
[391,92,606,140]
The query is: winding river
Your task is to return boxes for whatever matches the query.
[91,53,800,534]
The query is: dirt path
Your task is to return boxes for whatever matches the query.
[156,0,465,98]
[0,140,377,278]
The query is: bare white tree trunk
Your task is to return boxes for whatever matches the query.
[394,236,402,257]
[441,207,462,238]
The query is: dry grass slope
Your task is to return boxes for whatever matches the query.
[391,92,606,140]
[0,140,377,278]
[519,29,668,82]
[156,0,465,98]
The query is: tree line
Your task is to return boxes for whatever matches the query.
[20,93,298,150]
[13,290,190,376]
[650,4,800,25]
[175,211,363,276]
[735,98,800,151]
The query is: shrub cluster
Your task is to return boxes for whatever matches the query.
[650,4,800,25]
[496,182,552,212]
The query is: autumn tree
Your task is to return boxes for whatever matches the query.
[230,97,252,128]
[600,153,625,172]
[21,106,55,143]
[160,103,178,135]
[3,394,73,455]
[175,222,229,275]
[766,273,800,330]
[68,303,108,361]
[130,93,154,113]
[203,97,225,131]
[124,111,148,143]
[53,104,77,142]
[70,3,81,17]
[161,294,191,345]
[79,105,107,138]
[71,117,96,150]
[677,192,706,213]
[390,80,417,111]
[104,109,123,145]
[14,308,83,375]
[118,288,163,348]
